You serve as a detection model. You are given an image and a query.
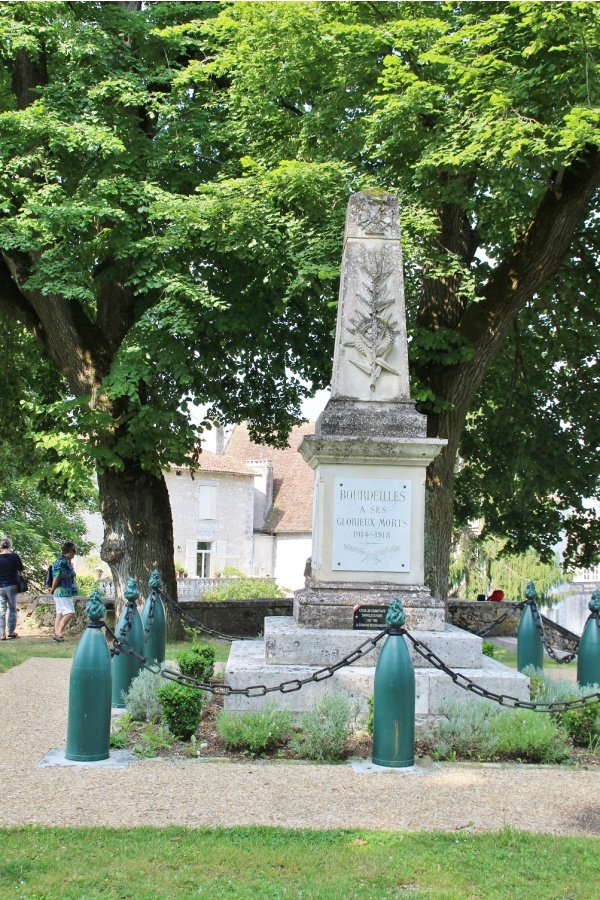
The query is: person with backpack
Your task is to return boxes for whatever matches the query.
[0,537,24,640]
[49,541,78,642]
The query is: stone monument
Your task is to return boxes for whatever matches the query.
[224,191,529,725]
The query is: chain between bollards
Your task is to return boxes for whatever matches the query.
[103,620,388,697]
[101,606,600,712]
[159,588,258,642]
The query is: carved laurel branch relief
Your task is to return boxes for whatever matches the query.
[344,247,400,390]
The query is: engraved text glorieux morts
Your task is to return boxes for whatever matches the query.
[332,477,411,573]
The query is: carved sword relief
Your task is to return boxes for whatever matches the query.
[344,248,401,390]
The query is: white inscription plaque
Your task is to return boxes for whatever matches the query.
[332,477,411,572]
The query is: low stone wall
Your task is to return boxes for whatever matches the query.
[17,595,292,639]
[446,598,580,650]
[16,596,116,636]
[446,599,521,637]
[177,597,293,638]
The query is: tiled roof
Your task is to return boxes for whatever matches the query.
[224,423,315,533]
[178,451,254,477]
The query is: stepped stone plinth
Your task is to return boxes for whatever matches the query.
[224,191,529,724]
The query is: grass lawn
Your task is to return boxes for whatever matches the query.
[0,826,597,900]
[492,645,577,674]
[0,636,231,674]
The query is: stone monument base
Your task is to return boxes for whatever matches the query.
[223,616,530,729]
[294,580,445,631]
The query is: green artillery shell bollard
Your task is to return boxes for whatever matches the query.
[141,569,166,664]
[577,592,600,689]
[65,591,112,762]
[111,578,145,708]
[517,582,544,673]
[372,598,415,768]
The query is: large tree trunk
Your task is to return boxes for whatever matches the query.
[418,148,600,601]
[98,462,184,640]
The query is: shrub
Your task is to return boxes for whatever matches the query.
[490,708,570,763]
[561,702,600,747]
[75,575,97,596]
[428,699,499,760]
[427,699,570,763]
[291,690,356,762]
[216,703,293,754]
[123,669,164,722]
[482,641,496,658]
[157,683,203,740]
[202,577,286,601]
[176,643,216,681]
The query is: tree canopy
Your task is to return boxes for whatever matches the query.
[0,1,599,600]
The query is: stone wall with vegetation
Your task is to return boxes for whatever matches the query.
[16,596,116,635]
[447,598,579,650]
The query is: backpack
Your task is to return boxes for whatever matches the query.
[44,564,54,589]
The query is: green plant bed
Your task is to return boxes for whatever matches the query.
[202,577,287,601]
[0,826,598,899]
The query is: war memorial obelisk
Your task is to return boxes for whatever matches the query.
[224,191,528,723]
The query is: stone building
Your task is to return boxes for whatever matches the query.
[83,423,315,592]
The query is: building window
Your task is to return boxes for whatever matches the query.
[197,541,212,578]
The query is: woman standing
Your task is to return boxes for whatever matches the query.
[0,538,24,640]
[50,541,78,642]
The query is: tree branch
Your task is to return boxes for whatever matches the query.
[420,145,600,421]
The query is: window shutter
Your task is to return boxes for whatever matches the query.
[185,540,198,577]
[198,484,217,519]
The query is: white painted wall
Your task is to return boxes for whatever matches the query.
[274,534,312,592]
[252,533,275,578]
[166,468,254,576]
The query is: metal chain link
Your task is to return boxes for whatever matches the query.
[158,588,256,642]
[528,598,579,664]
[142,590,156,644]
[401,629,600,712]
[102,613,599,712]
[102,620,388,697]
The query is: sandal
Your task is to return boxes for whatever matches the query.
[0,636,6,641]
[52,635,64,643]
[7,634,18,639]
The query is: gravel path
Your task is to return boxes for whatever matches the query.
[1,658,599,835]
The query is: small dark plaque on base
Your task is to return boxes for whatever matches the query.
[353,604,388,630]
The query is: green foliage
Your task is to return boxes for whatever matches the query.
[482,641,496,659]
[291,690,356,762]
[490,709,570,764]
[157,682,203,741]
[366,695,374,739]
[1,0,600,593]
[428,699,569,764]
[523,668,600,747]
[123,670,165,723]
[109,714,133,749]
[132,723,174,759]
[449,533,565,602]
[74,576,97,597]
[176,643,215,681]
[561,703,600,748]
[216,703,293,755]
[202,577,287,602]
